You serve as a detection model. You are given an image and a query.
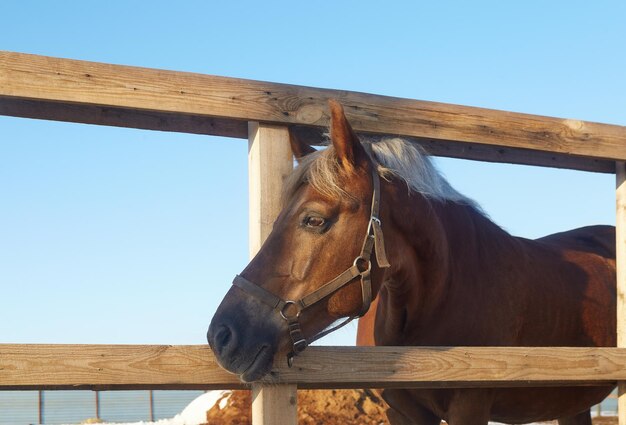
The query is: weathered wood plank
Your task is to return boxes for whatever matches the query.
[1,51,625,171]
[616,162,626,424]
[252,383,297,425]
[291,126,616,173]
[1,345,626,390]
[418,137,615,173]
[0,97,248,138]
[247,124,295,424]
[247,123,293,257]
[0,344,241,390]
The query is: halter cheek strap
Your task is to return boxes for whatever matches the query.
[232,153,390,365]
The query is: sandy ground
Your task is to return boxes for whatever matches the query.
[204,389,388,425]
[203,389,617,425]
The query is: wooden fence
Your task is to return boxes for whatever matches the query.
[2,51,626,424]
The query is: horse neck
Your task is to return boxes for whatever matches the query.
[374,186,521,345]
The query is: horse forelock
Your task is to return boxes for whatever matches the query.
[282,145,349,204]
[282,137,482,213]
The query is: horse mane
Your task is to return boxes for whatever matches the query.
[283,137,482,212]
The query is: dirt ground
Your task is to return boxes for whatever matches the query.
[204,389,389,425]
[203,389,616,424]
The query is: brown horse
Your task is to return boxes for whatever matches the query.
[208,100,616,424]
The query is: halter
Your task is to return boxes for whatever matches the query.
[232,152,391,365]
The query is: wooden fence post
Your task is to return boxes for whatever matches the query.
[248,122,297,425]
[617,162,626,425]
[252,384,298,425]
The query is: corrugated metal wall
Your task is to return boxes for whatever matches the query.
[43,391,94,425]
[99,391,150,423]
[0,390,205,425]
[153,390,207,420]
[0,391,38,425]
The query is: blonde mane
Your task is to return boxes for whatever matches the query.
[283,137,480,210]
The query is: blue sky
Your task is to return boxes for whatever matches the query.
[0,1,624,346]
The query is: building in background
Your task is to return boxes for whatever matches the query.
[0,390,205,424]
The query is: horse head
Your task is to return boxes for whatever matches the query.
[207,101,392,382]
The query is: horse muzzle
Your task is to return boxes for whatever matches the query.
[207,293,281,382]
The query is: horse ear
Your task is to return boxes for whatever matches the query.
[288,127,316,163]
[328,100,368,173]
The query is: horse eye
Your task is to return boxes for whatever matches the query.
[304,216,326,228]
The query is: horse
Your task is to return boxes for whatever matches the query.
[207,100,616,425]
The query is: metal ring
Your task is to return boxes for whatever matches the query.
[353,256,372,273]
[280,300,301,320]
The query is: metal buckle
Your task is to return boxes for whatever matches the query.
[353,256,372,273]
[367,216,381,235]
[280,300,301,320]
[287,339,307,368]
[293,338,307,353]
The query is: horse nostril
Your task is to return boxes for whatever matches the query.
[214,325,233,352]
[208,320,240,360]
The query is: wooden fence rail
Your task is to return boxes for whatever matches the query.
[2,345,626,391]
[2,51,626,171]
